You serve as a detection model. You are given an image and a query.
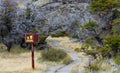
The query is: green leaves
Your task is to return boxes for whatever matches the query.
[90,0,120,14]
[84,21,99,32]
[26,8,31,19]
[84,21,98,29]
[104,35,120,52]
[112,19,120,26]
[7,7,14,12]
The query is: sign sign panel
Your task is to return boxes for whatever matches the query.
[25,34,34,43]
[33,34,39,43]
[25,34,39,43]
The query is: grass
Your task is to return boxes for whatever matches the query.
[83,59,113,73]
[84,60,102,72]
[11,46,29,54]
[71,56,111,73]
[0,44,47,73]
[0,39,72,73]
[0,37,76,73]
[0,45,55,73]
[41,48,67,62]
[0,45,30,58]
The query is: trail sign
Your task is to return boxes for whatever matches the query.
[25,33,39,69]
[25,34,39,43]
[33,34,39,43]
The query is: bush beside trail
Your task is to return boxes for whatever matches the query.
[41,48,71,64]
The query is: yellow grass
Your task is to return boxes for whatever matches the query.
[0,45,61,73]
[48,36,82,50]
[71,59,113,73]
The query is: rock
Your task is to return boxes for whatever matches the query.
[43,3,106,35]
[107,59,120,73]
[0,44,7,50]
[112,66,120,73]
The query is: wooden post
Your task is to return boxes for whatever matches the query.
[25,33,39,69]
[31,43,35,69]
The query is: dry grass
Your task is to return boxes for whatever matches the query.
[17,0,50,8]
[72,59,113,73]
[48,36,82,50]
[47,37,115,73]
[71,55,90,73]
[47,36,90,72]
[0,44,61,73]
[0,37,114,73]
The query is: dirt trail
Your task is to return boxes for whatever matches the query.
[46,37,89,73]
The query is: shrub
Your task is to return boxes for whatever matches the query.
[98,47,111,57]
[86,50,98,59]
[85,60,102,72]
[75,45,89,52]
[63,55,71,65]
[90,0,120,14]
[104,35,120,53]
[38,35,48,43]
[51,31,67,37]
[74,48,81,52]
[41,48,67,62]
[113,52,120,65]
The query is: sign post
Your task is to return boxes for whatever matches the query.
[25,33,39,69]
[31,43,34,69]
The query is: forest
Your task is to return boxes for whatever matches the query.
[0,0,120,73]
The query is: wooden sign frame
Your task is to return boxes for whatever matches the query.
[25,33,39,69]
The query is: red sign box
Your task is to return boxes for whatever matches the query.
[25,33,39,43]
[33,34,39,43]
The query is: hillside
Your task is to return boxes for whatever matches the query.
[0,0,120,73]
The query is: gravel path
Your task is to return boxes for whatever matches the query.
[46,39,81,73]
